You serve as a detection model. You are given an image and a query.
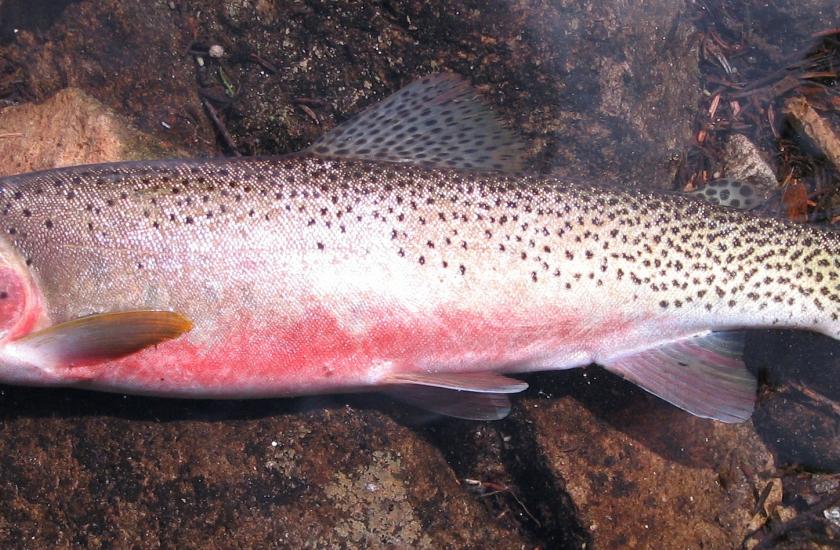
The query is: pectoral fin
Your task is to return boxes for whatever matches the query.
[601,331,756,423]
[11,310,192,368]
[383,371,528,420]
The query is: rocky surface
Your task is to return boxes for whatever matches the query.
[0,88,181,177]
[0,0,701,184]
[0,1,837,549]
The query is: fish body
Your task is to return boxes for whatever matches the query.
[0,74,836,421]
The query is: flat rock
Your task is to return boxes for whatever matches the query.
[0,393,529,549]
[723,133,778,194]
[526,396,773,548]
[0,88,181,176]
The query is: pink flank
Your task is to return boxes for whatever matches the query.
[56,303,632,398]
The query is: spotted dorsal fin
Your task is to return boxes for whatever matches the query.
[307,73,525,173]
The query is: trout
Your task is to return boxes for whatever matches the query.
[0,73,836,422]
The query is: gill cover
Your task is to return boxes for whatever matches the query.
[0,234,41,343]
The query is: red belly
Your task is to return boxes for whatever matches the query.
[61,303,610,397]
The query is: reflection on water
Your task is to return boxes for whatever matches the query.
[0,1,837,548]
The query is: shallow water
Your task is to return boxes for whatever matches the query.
[0,1,838,548]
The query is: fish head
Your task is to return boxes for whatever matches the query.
[0,236,55,385]
[0,235,41,344]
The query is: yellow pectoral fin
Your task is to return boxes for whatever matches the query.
[12,310,193,368]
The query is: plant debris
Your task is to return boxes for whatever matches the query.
[682,6,840,224]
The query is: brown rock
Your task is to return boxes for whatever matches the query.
[521,380,775,549]
[3,1,214,153]
[0,394,530,549]
[0,88,182,176]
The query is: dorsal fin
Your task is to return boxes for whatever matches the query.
[307,73,525,173]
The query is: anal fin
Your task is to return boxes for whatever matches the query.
[10,310,193,368]
[601,331,756,423]
[385,385,514,421]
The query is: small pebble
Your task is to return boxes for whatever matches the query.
[825,506,840,528]
[209,45,225,58]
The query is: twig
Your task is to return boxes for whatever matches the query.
[292,97,331,108]
[788,382,840,416]
[246,53,278,74]
[297,104,320,125]
[465,478,542,527]
[750,492,840,550]
[200,97,241,156]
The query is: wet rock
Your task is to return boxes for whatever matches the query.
[0,88,181,177]
[3,0,701,186]
[0,0,704,184]
[749,331,840,472]
[722,133,778,195]
[0,393,530,549]
[518,369,775,549]
[0,1,216,153]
